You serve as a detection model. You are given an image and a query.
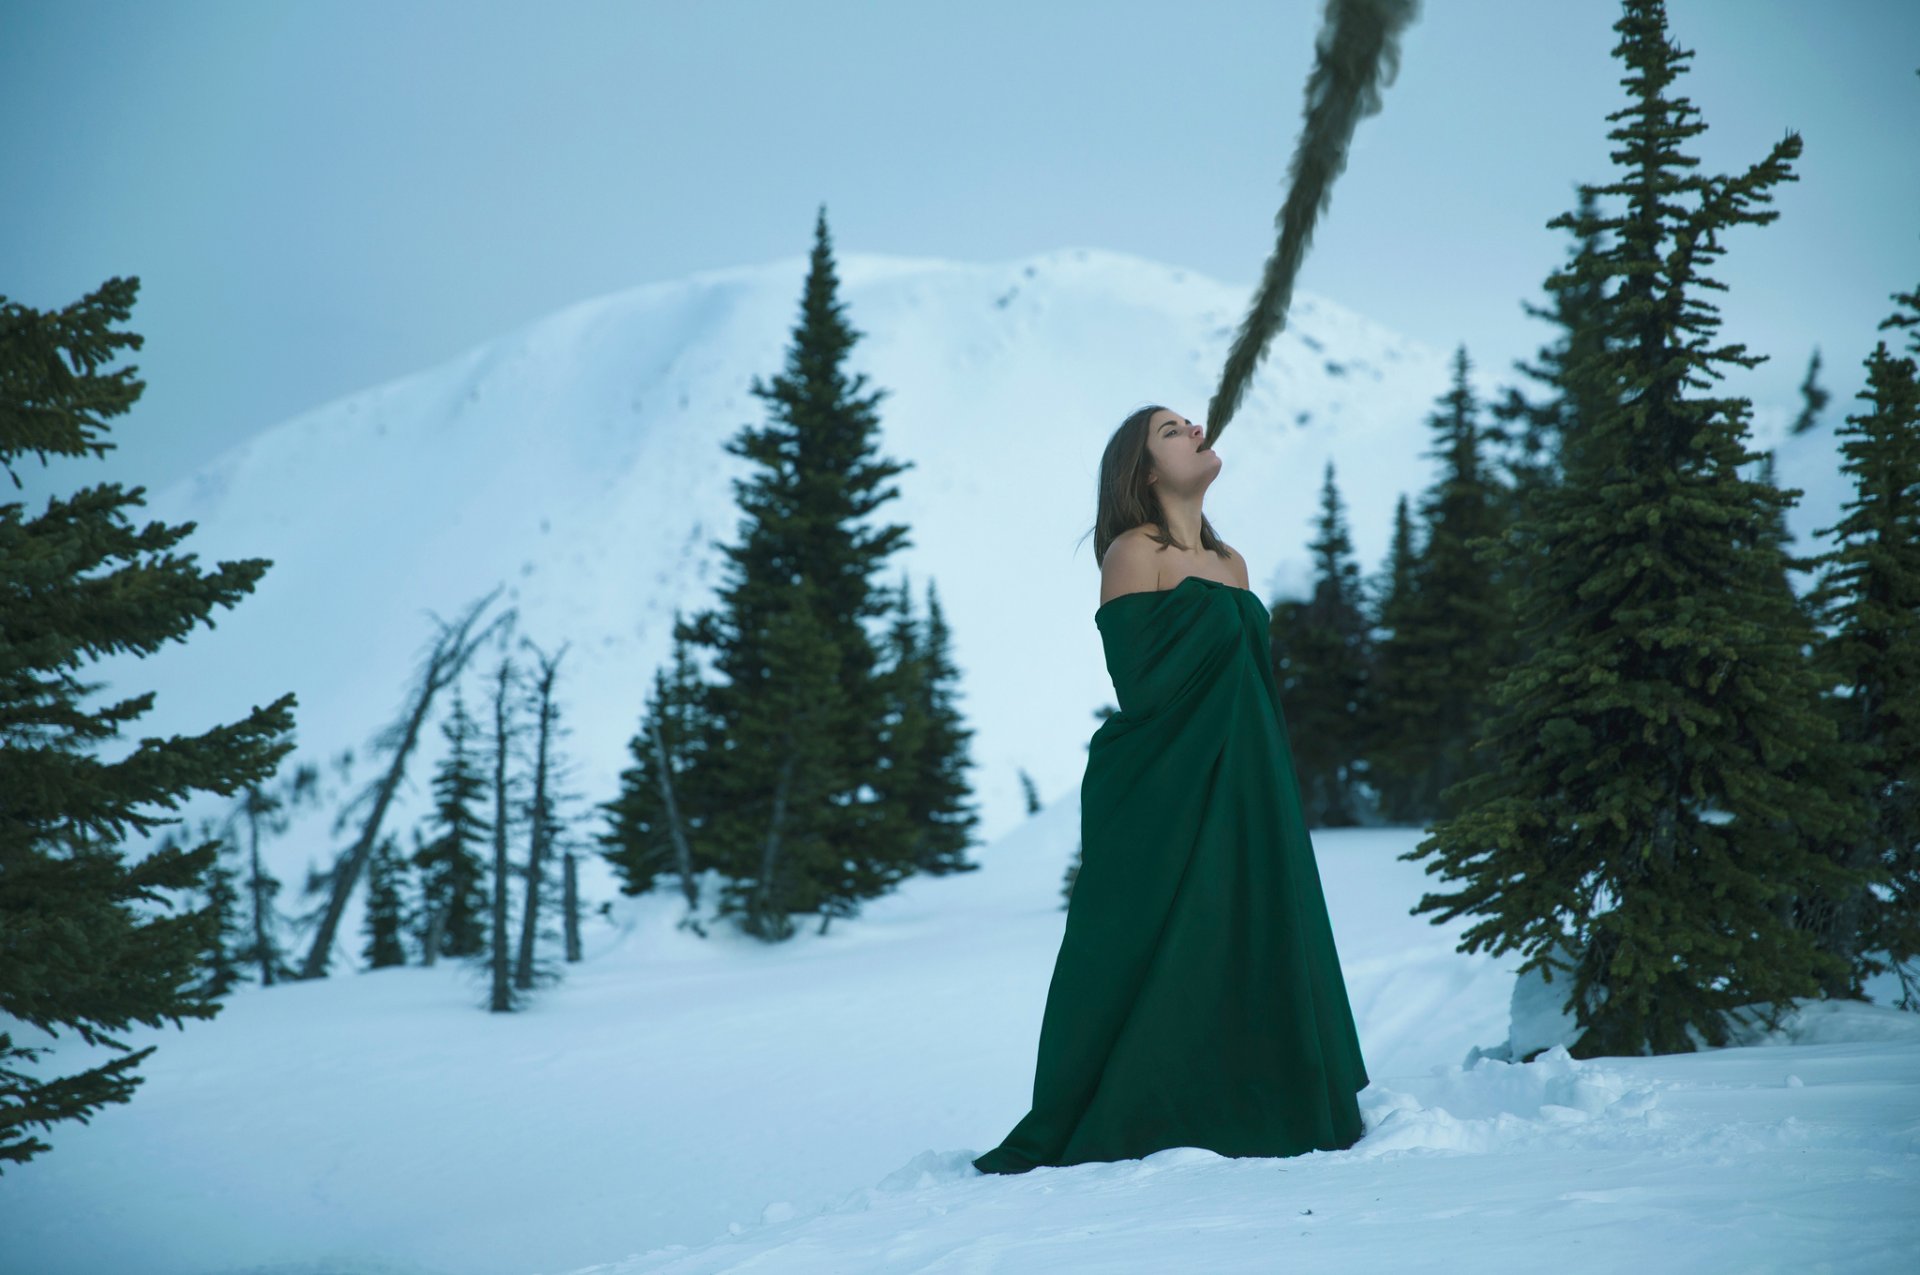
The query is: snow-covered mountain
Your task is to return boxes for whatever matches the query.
[73,239,1850,959]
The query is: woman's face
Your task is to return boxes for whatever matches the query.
[1144,409,1220,493]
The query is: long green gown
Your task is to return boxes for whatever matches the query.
[973,574,1370,1174]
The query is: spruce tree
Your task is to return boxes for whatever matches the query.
[1802,284,1920,1003]
[187,827,246,998]
[1365,348,1507,821]
[0,277,297,1168]
[874,576,936,863]
[224,766,320,988]
[1269,460,1371,827]
[360,834,410,969]
[675,206,915,939]
[910,581,982,872]
[1358,494,1423,821]
[600,622,713,912]
[413,690,492,961]
[1401,0,1879,1057]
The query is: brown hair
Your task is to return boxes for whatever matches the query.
[1083,404,1230,568]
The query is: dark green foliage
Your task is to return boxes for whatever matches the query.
[1363,347,1508,822]
[361,834,410,969]
[1401,0,1880,1057]
[189,830,245,998]
[880,579,980,876]
[1356,495,1421,822]
[673,206,917,940]
[599,621,717,909]
[413,691,492,959]
[1269,461,1372,826]
[1801,286,1920,1003]
[223,767,318,988]
[1018,767,1042,815]
[0,276,297,1168]
[1790,347,1830,437]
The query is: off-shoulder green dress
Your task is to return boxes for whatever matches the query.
[973,574,1370,1174]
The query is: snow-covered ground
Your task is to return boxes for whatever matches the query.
[5,795,1915,1275]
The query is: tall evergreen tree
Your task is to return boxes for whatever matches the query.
[187,827,246,998]
[1270,460,1372,827]
[222,765,321,988]
[674,206,916,939]
[0,276,297,1169]
[413,689,492,962]
[1402,0,1879,1057]
[1358,494,1423,822]
[902,581,981,874]
[873,576,935,863]
[600,620,714,916]
[1365,347,1508,821]
[360,834,410,970]
[1802,284,1920,1004]
[1486,184,1614,497]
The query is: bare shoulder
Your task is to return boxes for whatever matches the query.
[1099,527,1162,607]
[1219,541,1252,590]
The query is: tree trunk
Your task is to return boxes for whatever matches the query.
[298,588,507,979]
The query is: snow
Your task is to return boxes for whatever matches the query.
[4,808,1914,1274]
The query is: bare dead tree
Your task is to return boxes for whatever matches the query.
[513,639,569,991]
[646,714,704,936]
[296,587,510,979]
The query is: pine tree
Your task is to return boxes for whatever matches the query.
[674,206,916,940]
[1482,183,1617,673]
[600,621,713,917]
[1485,184,1615,497]
[1269,460,1372,826]
[874,576,934,862]
[188,828,246,998]
[360,834,410,970]
[0,277,297,1169]
[413,690,492,962]
[1401,0,1880,1057]
[905,581,981,874]
[224,765,320,988]
[1802,284,1920,1004]
[1358,495,1423,822]
[1365,348,1508,821]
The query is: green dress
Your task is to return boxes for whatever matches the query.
[974,574,1370,1174]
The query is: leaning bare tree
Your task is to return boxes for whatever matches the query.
[296,586,511,979]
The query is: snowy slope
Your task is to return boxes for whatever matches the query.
[2,799,1913,1274]
[81,245,1481,953]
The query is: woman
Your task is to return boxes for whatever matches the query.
[972,404,1371,1174]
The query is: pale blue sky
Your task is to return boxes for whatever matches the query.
[3,0,1915,505]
